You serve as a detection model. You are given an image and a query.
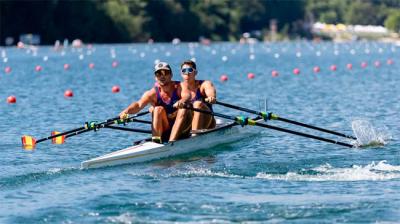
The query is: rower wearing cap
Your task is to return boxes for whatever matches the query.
[177,60,216,131]
[119,62,191,143]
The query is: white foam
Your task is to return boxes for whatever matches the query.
[351,119,391,147]
[256,161,400,181]
[177,167,242,178]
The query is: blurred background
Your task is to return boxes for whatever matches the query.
[1,0,400,45]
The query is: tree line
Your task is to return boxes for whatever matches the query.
[1,0,399,45]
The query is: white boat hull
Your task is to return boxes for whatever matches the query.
[81,120,257,169]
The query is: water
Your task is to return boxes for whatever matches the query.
[1,41,399,223]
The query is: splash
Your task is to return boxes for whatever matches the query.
[351,119,390,147]
[256,161,400,181]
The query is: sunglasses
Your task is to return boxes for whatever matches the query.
[181,67,195,74]
[155,70,171,77]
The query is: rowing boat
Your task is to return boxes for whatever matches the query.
[81,118,261,169]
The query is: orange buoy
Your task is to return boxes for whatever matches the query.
[64,89,73,98]
[112,85,120,93]
[7,95,16,104]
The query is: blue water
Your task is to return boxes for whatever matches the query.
[1,41,399,223]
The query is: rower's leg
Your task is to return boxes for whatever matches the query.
[192,101,216,130]
[152,106,170,141]
[169,108,192,141]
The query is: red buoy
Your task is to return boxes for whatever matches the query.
[361,62,367,68]
[247,73,255,79]
[35,65,42,72]
[293,68,300,75]
[4,66,11,73]
[112,61,118,68]
[89,63,95,69]
[330,65,337,71]
[64,90,74,98]
[112,85,120,93]
[7,95,16,104]
[313,66,320,73]
[220,74,228,82]
[346,63,353,70]
[387,59,393,65]
[64,64,70,70]
[271,70,279,77]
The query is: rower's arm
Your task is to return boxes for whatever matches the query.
[179,86,191,103]
[202,80,216,103]
[120,90,155,118]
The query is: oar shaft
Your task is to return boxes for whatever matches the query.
[187,106,353,148]
[254,122,353,148]
[36,127,86,143]
[127,118,152,124]
[34,112,150,145]
[216,100,356,140]
[216,101,262,116]
[276,117,357,140]
[65,129,91,139]
[104,125,152,134]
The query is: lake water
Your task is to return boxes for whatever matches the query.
[1,41,399,223]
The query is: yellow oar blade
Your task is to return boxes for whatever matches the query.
[51,131,65,144]
[21,135,37,150]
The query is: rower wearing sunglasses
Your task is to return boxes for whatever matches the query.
[176,60,216,132]
[119,62,191,143]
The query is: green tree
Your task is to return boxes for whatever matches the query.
[385,10,400,32]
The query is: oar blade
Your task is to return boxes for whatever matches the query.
[21,135,37,150]
[51,131,66,144]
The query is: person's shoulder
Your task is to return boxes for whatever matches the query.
[145,88,157,97]
[201,80,214,86]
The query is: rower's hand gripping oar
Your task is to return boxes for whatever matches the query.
[21,111,150,150]
[215,100,357,140]
[185,105,353,148]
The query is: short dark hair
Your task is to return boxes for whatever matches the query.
[181,60,196,69]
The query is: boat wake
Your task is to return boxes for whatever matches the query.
[351,119,391,147]
[0,167,77,189]
[256,160,400,181]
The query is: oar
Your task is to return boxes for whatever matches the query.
[215,100,356,140]
[186,106,354,148]
[21,111,150,150]
[103,125,152,134]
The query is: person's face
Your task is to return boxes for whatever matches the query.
[181,64,196,81]
[155,69,172,86]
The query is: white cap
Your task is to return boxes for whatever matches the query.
[154,62,171,73]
